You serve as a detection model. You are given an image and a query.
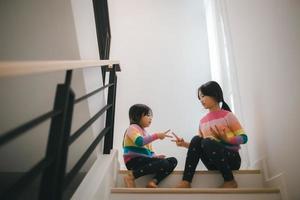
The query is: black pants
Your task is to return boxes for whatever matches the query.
[126,156,177,184]
[183,136,241,182]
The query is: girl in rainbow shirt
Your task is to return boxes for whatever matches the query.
[173,81,248,188]
[123,104,177,188]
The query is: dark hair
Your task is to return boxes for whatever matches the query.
[129,104,153,125]
[198,81,231,112]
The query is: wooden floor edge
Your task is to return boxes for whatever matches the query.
[119,169,261,175]
[111,187,280,194]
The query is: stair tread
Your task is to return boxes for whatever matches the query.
[119,169,261,174]
[111,187,280,194]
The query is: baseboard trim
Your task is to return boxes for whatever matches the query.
[252,157,289,200]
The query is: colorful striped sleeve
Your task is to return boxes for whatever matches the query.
[135,134,159,146]
[127,126,158,147]
[225,113,248,145]
[227,134,248,145]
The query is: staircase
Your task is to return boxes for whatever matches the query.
[110,170,281,200]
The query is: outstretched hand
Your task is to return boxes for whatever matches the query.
[171,132,189,148]
[157,129,173,140]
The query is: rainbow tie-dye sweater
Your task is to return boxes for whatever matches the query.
[123,124,159,164]
[200,109,248,151]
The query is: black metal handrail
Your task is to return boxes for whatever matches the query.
[0,0,115,199]
[68,104,112,145]
[0,64,120,200]
[74,83,114,104]
[64,127,111,189]
[0,110,62,146]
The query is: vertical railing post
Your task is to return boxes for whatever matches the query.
[101,65,107,84]
[39,70,75,200]
[103,65,117,154]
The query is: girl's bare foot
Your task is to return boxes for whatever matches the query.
[123,171,136,188]
[146,179,158,188]
[176,180,191,188]
[219,179,238,188]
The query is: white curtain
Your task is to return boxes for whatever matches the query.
[204,0,249,168]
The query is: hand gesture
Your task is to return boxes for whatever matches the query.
[157,129,172,140]
[171,132,189,148]
[199,130,203,137]
[210,125,228,142]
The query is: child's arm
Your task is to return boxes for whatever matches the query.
[226,113,248,145]
[133,134,158,146]
[128,128,172,146]
[210,125,248,145]
[156,129,172,140]
[127,127,158,146]
[226,134,248,145]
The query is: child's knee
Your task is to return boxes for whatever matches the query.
[167,157,178,169]
[160,157,177,171]
[201,138,217,147]
[201,138,221,153]
[190,135,202,146]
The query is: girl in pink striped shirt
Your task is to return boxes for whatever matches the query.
[173,81,248,188]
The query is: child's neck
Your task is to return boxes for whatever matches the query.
[209,105,221,112]
[136,124,146,129]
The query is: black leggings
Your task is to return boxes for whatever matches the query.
[183,136,241,182]
[126,156,177,184]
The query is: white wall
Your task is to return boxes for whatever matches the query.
[108,0,211,170]
[0,0,79,60]
[224,0,300,199]
[0,0,103,172]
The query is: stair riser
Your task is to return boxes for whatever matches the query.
[110,193,280,200]
[117,173,264,188]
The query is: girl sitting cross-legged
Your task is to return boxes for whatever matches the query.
[172,81,248,188]
[123,104,178,188]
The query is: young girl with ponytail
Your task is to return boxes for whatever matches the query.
[173,81,248,188]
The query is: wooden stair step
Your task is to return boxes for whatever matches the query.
[111,187,280,194]
[117,170,264,188]
[110,187,281,200]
